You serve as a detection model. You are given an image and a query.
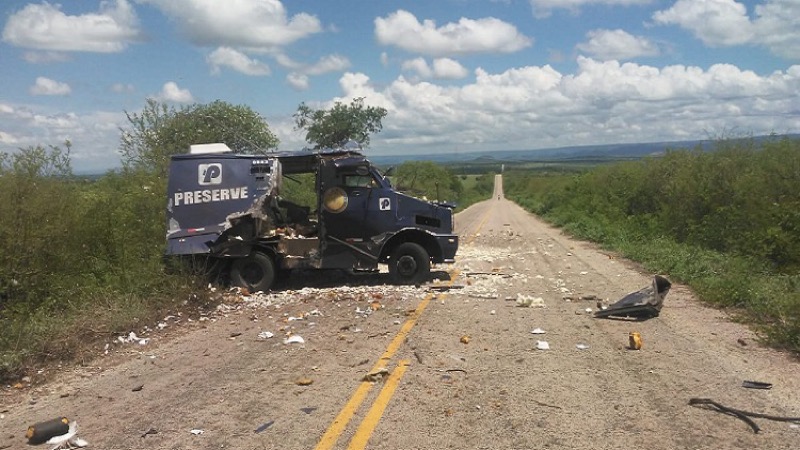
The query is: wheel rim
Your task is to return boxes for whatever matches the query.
[397,255,418,277]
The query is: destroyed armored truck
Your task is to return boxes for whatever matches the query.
[165,143,458,291]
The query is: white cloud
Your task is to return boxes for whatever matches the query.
[287,73,309,91]
[139,0,321,50]
[577,29,660,60]
[305,54,350,76]
[23,51,71,64]
[110,83,135,93]
[433,58,469,79]
[402,58,469,79]
[329,59,800,153]
[529,0,653,18]
[155,82,193,103]
[374,10,532,56]
[380,52,390,67]
[2,0,141,53]
[30,77,71,96]
[207,47,271,76]
[653,0,800,60]
[0,131,20,145]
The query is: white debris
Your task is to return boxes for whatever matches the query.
[190,429,204,435]
[576,344,589,350]
[257,331,275,339]
[118,332,149,346]
[516,294,545,308]
[46,421,88,449]
[283,335,305,345]
[531,328,546,334]
[536,341,550,350]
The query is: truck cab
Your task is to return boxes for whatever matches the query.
[165,144,458,291]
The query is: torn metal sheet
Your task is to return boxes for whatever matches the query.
[594,275,671,319]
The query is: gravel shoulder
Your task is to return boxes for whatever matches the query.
[2,175,798,449]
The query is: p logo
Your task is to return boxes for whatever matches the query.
[198,163,222,185]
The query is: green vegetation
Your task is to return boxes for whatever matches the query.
[505,136,800,352]
[294,97,388,149]
[391,161,494,210]
[0,99,493,381]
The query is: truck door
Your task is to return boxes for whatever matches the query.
[318,160,381,268]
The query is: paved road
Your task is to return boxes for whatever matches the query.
[3,174,799,449]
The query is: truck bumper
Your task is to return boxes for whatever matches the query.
[435,234,459,263]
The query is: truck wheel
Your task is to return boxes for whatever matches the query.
[230,252,275,292]
[390,242,431,285]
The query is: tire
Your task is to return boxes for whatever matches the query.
[390,242,431,285]
[230,252,276,292]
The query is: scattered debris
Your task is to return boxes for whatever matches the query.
[595,275,671,319]
[737,338,748,346]
[576,344,589,350]
[742,380,772,390]
[460,335,471,344]
[141,428,158,438]
[516,294,545,308]
[229,332,243,338]
[283,335,305,345]
[362,367,390,383]
[118,331,149,346]
[536,341,550,350]
[300,407,317,414]
[132,384,144,392]
[531,328,546,335]
[688,398,800,433]
[296,377,314,386]
[254,420,274,433]
[27,419,88,449]
[629,332,643,350]
[258,331,275,339]
[190,429,204,436]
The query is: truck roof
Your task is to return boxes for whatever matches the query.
[171,147,368,175]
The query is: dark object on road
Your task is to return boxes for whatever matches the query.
[26,417,69,445]
[595,275,671,319]
[254,420,275,433]
[742,380,773,390]
[689,398,800,433]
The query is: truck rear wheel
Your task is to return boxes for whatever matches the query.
[230,252,275,293]
[390,242,431,285]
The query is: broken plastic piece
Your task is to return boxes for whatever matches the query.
[576,344,589,350]
[283,335,305,345]
[595,275,671,319]
[531,328,546,334]
[536,341,550,350]
[254,420,274,433]
[190,429,204,435]
[742,380,772,390]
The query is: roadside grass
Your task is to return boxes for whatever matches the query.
[504,136,800,353]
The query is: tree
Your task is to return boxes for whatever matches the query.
[120,99,279,177]
[293,97,388,149]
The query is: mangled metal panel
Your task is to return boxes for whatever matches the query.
[594,275,671,319]
[165,152,282,256]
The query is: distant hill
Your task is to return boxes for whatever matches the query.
[371,134,799,166]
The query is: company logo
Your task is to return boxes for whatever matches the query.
[379,197,391,211]
[198,163,222,186]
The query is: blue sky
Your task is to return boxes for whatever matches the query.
[1,0,798,172]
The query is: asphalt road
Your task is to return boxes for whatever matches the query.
[2,174,799,449]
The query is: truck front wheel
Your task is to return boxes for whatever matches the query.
[390,242,431,285]
[230,252,275,292]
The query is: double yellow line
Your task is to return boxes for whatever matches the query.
[315,270,460,450]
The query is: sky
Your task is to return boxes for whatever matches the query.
[0,0,799,173]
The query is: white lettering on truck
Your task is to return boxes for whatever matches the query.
[173,187,248,206]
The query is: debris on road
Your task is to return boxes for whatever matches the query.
[283,335,305,345]
[531,328,546,334]
[460,335,471,344]
[141,428,158,438]
[300,407,317,414]
[516,294,544,308]
[254,420,274,433]
[296,377,314,386]
[688,398,800,433]
[362,367,390,383]
[257,331,275,339]
[576,344,589,350]
[536,341,550,350]
[595,275,671,319]
[629,332,643,350]
[27,419,88,449]
[742,380,773,390]
[189,429,204,435]
[118,331,149,346]
[132,384,144,392]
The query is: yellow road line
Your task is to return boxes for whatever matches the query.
[346,360,411,450]
[315,270,459,450]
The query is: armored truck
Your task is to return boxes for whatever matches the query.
[165,143,458,291]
